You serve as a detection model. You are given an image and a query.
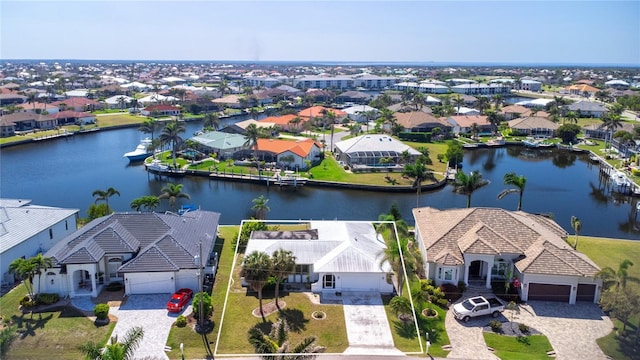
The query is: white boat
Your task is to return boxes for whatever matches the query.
[610,171,632,193]
[273,170,308,186]
[487,138,506,147]
[145,159,186,177]
[123,138,153,162]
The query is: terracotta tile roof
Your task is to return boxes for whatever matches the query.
[143,104,180,111]
[259,114,298,126]
[51,97,101,107]
[53,110,94,119]
[256,138,319,157]
[297,106,346,118]
[413,207,599,276]
[564,84,599,93]
[447,115,490,127]
[17,102,58,111]
[394,111,451,130]
[508,117,560,130]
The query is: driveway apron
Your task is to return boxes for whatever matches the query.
[341,291,404,356]
[110,294,187,360]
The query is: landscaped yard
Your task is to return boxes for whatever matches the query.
[483,332,554,360]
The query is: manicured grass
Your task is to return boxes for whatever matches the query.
[0,283,115,359]
[95,113,146,127]
[483,333,553,359]
[577,236,640,359]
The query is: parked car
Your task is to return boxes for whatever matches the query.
[166,288,194,312]
[452,296,504,322]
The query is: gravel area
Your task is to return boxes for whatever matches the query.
[482,321,542,336]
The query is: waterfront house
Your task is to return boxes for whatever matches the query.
[190,131,248,159]
[140,104,181,117]
[334,134,421,169]
[561,84,599,97]
[500,105,545,121]
[258,114,299,132]
[17,102,60,114]
[234,138,322,170]
[393,111,452,133]
[0,112,57,133]
[297,106,347,123]
[446,115,492,135]
[343,105,380,123]
[0,199,79,285]
[413,207,602,304]
[38,210,220,298]
[103,95,134,109]
[212,94,243,109]
[565,101,608,118]
[243,220,395,294]
[507,116,559,137]
[51,97,103,112]
[53,110,96,125]
[336,90,372,104]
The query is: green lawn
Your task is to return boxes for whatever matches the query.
[0,284,115,359]
[483,333,553,360]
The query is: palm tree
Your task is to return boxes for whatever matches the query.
[497,172,527,210]
[92,187,120,213]
[117,96,127,111]
[244,123,263,161]
[486,110,503,135]
[469,123,480,141]
[252,195,271,220]
[218,79,230,97]
[564,110,578,124]
[130,198,145,212]
[79,326,144,360]
[403,159,429,207]
[271,249,296,308]
[139,118,162,157]
[248,319,325,359]
[159,119,186,168]
[241,251,273,321]
[288,116,302,133]
[412,92,425,111]
[453,94,465,115]
[570,216,582,250]
[8,258,36,299]
[455,170,485,208]
[203,112,220,131]
[389,295,413,320]
[475,96,491,115]
[596,259,634,290]
[31,253,53,299]
[600,113,623,150]
[158,182,190,209]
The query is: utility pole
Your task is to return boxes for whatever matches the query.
[198,241,204,330]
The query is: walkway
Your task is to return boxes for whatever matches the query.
[340,291,404,356]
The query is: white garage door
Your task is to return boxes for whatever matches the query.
[127,272,174,294]
[341,274,381,292]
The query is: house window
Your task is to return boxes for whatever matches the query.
[108,257,123,279]
[49,229,53,239]
[437,267,456,282]
[65,220,68,231]
[295,264,309,275]
[323,274,335,289]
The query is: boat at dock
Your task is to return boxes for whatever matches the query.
[522,137,553,148]
[123,138,153,162]
[145,159,186,177]
[487,138,506,147]
[610,170,633,194]
[273,170,308,186]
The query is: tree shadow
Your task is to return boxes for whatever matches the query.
[393,319,417,339]
[278,308,308,333]
[253,320,273,335]
[12,312,54,339]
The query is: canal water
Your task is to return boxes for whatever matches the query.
[1,121,639,240]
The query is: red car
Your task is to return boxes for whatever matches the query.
[166,288,193,312]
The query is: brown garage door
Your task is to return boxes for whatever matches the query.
[576,284,596,302]
[528,283,571,302]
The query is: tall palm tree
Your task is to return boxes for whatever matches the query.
[412,92,425,111]
[469,123,480,141]
[79,326,144,360]
[158,183,190,209]
[8,258,36,299]
[486,110,503,135]
[600,113,623,150]
[288,116,302,133]
[248,319,325,359]
[497,172,527,210]
[455,170,485,208]
[596,259,634,290]
[475,96,491,115]
[218,79,230,97]
[203,112,220,131]
[139,118,163,157]
[570,216,582,250]
[159,119,186,168]
[564,110,578,124]
[92,187,120,213]
[244,123,263,161]
[271,249,296,308]
[31,253,53,299]
[453,94,465,115]
[252,195,270,220]
[117,96,127,111]
[403,159,429,207]
[241,251,273,321]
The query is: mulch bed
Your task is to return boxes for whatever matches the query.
[482,321,542,336]
[252,301,286,317]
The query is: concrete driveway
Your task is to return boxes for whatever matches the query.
[445,299,613,360]
[341,291,404,356]
[110,294,189,360]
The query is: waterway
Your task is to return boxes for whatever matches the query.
[1,121,639,240]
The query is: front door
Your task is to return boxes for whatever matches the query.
[322,274,335,289]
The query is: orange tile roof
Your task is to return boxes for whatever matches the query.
[297,106,346,118]
[447,115,490,127]
[564,84,599,93]
[259,114,298,126]
[256,138,319,157]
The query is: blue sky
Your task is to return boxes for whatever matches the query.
[1,1,639,65]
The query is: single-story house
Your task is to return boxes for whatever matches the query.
[413,207,602,304]
[211,94,243,109]
[507,116,559,137]
[243,220,394,294]
[343,105,380,123]
[137,93,178,105]
[222,119,276,135]
[141,104,181,117]
[583,122,637,140]
[500,105,536,121]
[334,134,421,167]
[0,93,27,105]
[561,84,599,97]
[51,98,103,112]
[103,95,134,109]
[455,107,480,116]
[446,115,492,135]
[604,79,630,90]
[0,198,79,285]
[17,102,60,114]
[190,131,248,159]
[234,138,322,170]
[297,106,347,123]
[38,210,220,298]
[53,110,96,125]
[394,111,452,133]
[258,114,299,132]
[565,101,608,118]
[336,91,372,104]
[0,112,57,133]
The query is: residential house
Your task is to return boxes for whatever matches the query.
[234,138,322,170]
[604,79,630,90]
[243,220,394,294]
[500,105,549,121]
[343,105,380,123]
[0,199,79,285]
[0,112,57,133]
[0,93,27,106]
[17,102,60,114]
[0,117,16,137]
[297,106,347,123]
[336,91,373,104]
[413,207,602,304]
[393,111,452,133]
[583,122,636,140]
[38,210,220,298]
[222,119,276,135]
[212,94,243,109]
[53,110,96,125]
[140,104,181,117]
[334,134,421,168]
[455,107,480,116]
[507,117,559,137]
[137,93,178,105]
[565,101,608,118]
[103,95,134,109]
[258,114,299,132]
[393,82,449,94]
[446,115,492,135]
[52,97,103,112]
[190,131,248,159]
[562,84,599,97]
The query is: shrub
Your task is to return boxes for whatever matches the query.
[439,283,462,302]
[435,298,449,309]
[518,323,530,334]
[175,315,187,328]
[19,296,37,308]
[234,220,268,252]
[93,303,109,320]
[37,293,59,305]
[489,320,502,333]
[632,168,640,176]
[457,281,467,293]
[192,292,213,319]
